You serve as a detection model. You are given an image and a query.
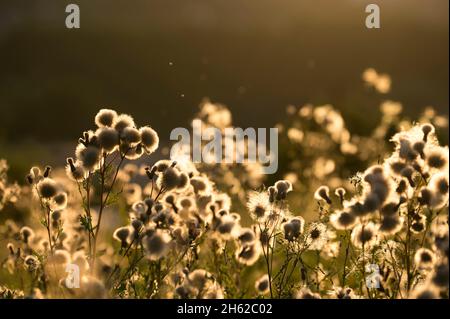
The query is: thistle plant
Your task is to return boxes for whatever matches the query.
[0,70,448,299]
[64,109,160,270]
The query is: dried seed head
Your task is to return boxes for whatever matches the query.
[421,123,434,142]
[113,226,131,246]
[235,243,261,266]
[96,127,119,152]
[121,127,141,146]
[335,187,346,202]
[52,192,68,210]
[75,144,102,171]
[143,230,172,261]
[314,186,331,204]
[140,126,159,154]
[426,148,448,170]
[24,255,40,272]
[414,248,435,269]
[95,109,118,128]
[37,178,58,199]
[255,274,270,295]
[20,226,35,244]
[351,222,377,248]
[274,180,293,200]
[330,210,356,230]
[113,114,135,133]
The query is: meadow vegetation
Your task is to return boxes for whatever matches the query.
[0,70,448,299]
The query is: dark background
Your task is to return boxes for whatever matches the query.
[0,0,448,177]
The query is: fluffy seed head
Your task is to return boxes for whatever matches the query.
[426,147,448,170]
[238,228,256,245]
[436,177,449,195]
[379,216,404,235]
[335,187,346,200]
[283,217,305,241]
[178,197,194,209]
[306,222,328,250]
[247,192,269,220]
[113,114,135,133]
[143,230,171,260]
[187,269,210,290]
[113,226,131,246]
[190,176,209,193]
[255,274,270,295]
[20,226,35,244]
[274,180,293,200]
[411,220,425,233]
[29,167,41,182]
[421,123,434,141]
[414,248,435,269]
[153,160,171,172]
[351,222,377,248]
[216,215,239,239]
[65,159,88,182]
[95,109,118,128]
[24,255,40,272]
[158,167,181,190]
[236,243,261,266]
[140,126,159,154]
[121,127,141,146]
[330,210,356,230]
[431,263,449,288]
[314,186,331,204]
[96,127,119,152]
[131,219,143,231]
[75,144,102,171]
[37,178,58,199]
[52,192,68,210]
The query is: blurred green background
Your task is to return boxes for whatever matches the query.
[0,0,448,179]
